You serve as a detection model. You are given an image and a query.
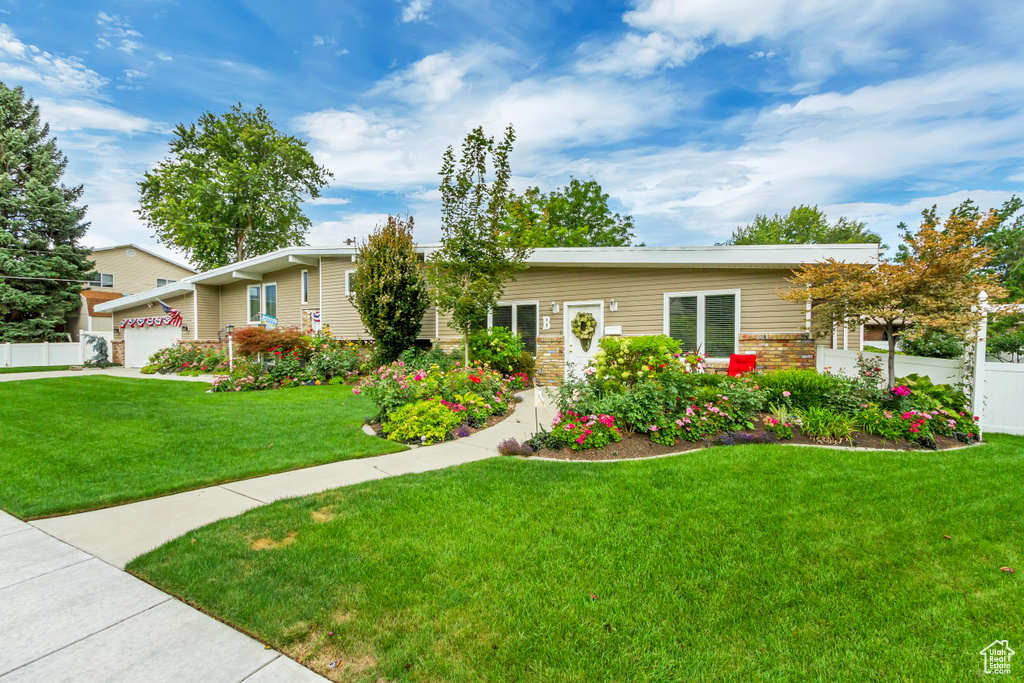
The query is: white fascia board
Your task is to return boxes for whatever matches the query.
[288,255,319,266]
[188,246,359,284]
[94,281,196,313]
[89,243,198,273]
[522,244,880,267]
[231,270,264,281]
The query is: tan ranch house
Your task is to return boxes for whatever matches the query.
[95,243,879,383]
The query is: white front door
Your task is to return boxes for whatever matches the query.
[563,301,603,380]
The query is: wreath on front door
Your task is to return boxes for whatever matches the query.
[571,312,598,352]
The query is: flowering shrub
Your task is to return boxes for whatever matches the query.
[891,385,912,398]
[508,372,529,391]
[382,399,462,445]
[145,344,228,375]
[590,335,682,391]
[468,327,526,375]
[550,411,622,450]
[680,351,706,374]
[763,415,794,440]
[358,361,514,427]
[497,438,534,456]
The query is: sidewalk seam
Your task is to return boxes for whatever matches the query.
[0,596,173,678]
[0,555,92,592]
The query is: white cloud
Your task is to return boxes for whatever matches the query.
[582,0,938,78]
[0,24,107,96]
[310,197,352,205]
[308,213,392,245]
[577,32,703,77]
[35,97,156,134]
[400,0,432,23]
[312,35,335,47]
[95,12,144,56]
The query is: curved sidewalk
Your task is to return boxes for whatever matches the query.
[0,367,213,383]
[33,390,558,568]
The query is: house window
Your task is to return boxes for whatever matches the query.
[345,270,356,296]
[90,273,114,288]
[263,283,278,320]
[664,290,739,358]
[489,301,539,355]
[301,270,309,304]
[157,278,176,287]
[248,285,261,323]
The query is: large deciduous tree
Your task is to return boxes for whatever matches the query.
[137,104,332,271]
[427,124,531,363]
[722,205,883,247]
[350,214,430,363]
[0,82,92,342]
[507,177,639,247]
[782,206,1009,389]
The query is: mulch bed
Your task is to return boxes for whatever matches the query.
[534,423,975,462]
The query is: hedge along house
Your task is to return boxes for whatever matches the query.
[95,243,880,382]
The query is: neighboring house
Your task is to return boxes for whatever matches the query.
[67,244,196,340]
[95,244,880,381]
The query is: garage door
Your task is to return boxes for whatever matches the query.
[125,325,181,368]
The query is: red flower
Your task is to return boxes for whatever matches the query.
[469,375,481,383]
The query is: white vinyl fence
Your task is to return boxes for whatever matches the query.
[0,333,112,369]
[817,347,1023,436]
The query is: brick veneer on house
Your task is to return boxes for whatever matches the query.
[738,332,816,371]
[534,336,564,386]
[111,340,124,366]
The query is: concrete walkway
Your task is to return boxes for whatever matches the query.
[5,388,554,681]
[34,391,557,568]
[0,510,327,682]
[0,366,213,383]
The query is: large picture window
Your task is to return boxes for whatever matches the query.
[489,301,539,355]
[664,290,739,358]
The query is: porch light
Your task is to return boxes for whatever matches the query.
[609,299,618,312]
[551,302,559,313]
[225,325,234,336]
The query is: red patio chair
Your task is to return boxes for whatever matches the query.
[727,354,756,377]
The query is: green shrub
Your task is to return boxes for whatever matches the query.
[799,407,854,443]
[551,411,622,450]
[469,327,526,375]
[591,334,682,391]
[896,373,968,413]
[757,370,852,410]
[900,329,965,359]
[855,406,905,441]
[508,351,535,379]
[383,399,461,445]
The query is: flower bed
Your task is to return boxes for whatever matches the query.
[518,337,980,459]
[357,360,519,445]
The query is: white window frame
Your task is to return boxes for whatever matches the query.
[247,285,261,323]
[157,278,177,287]
[345,270,357,296]
[263,282,278,321]
[301,270,309,304]
[92,273,114,288]
[488,300,540,356]
[662,289,741,361]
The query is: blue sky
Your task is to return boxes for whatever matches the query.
[3,0,1023,263]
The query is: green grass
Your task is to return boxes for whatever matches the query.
[0,377,404,519]
[0,365,71,374]
[129,435,1024,682]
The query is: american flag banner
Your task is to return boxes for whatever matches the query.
[119,301,183,329]
[159,300,183,327]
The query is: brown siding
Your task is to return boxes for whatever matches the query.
[89,248,194,296]
[437,267,807,337]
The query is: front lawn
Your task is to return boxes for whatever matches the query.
[0,365,71,374]
[129,435,1024,682]
[0,376,404,518]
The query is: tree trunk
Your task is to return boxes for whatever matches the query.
[887,325,897,390]
[463,330,470,366]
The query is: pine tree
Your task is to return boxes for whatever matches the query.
[0,82,92,342]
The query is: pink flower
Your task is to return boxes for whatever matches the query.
[782,391,791,397]
[352,388,361,395]
[650,425,659,432]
